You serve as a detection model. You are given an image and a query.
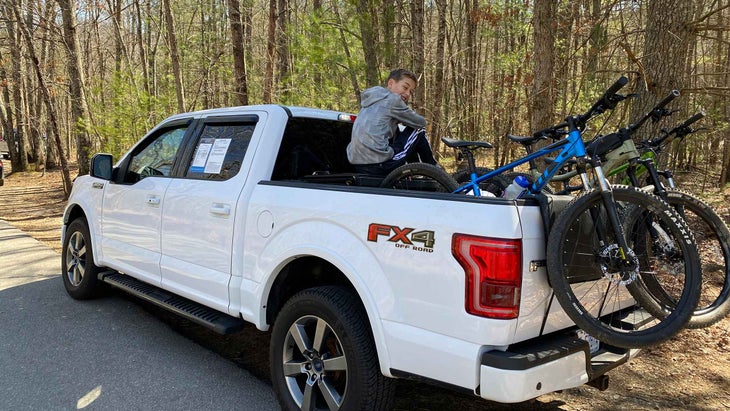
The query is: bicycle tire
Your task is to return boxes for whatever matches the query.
[452,167,507,196]
[379,163,459,193]
[546,185,701,349]
[635,189,730,328]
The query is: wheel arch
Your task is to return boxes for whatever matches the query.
[62,203,103,266]
[260,250,395,378]
[63,203,87,226]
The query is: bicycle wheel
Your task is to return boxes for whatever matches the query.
[636,189,730,328]
[452,167,507,196]
[546,185,701,349]
[380,163,459,193]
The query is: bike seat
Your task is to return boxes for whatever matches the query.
[508,134,543,146]
[441,137,493,150]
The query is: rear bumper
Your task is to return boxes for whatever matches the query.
[478,332,633,403]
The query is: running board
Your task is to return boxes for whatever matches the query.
[98,271,245,335]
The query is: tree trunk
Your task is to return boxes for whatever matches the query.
[11,2,72,196]
[162,0,185,112]
[58,0,92,175]
[228,0,249,105]
[630,1,697,138]
[276,0,290,99]
[264,0,276,103]
[530,0,557,133]
[332,0,360,102]
[381,0,396,69]
[4,3,29,172]
[429,0,448,153]
[134,0,150,97]
[357,0,379,86]
[410,0,425,114]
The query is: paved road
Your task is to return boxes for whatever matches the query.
[0,220,277,410]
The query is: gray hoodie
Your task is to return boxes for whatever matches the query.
[347,86,427,165]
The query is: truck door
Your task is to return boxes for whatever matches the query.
[100,121,191,285]
[160,114,261,313]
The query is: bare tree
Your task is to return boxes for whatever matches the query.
[357,0,379,86]
[630,1,698,139]
[228,0,249,106]
[410,0,425,114]
[162,0,185,112]
[58,0,92,175]
[530,0,557,133]
[3,1,29,172]
[10,1,72,196]
[264,0,276,103]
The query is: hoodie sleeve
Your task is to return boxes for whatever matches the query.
[387,94,427,129]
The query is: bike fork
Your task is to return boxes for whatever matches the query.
[593,163,633,264]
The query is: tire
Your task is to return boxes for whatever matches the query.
[270,286,394,411]
[641,189,730,328]
[61,218,105,299]
[546,186,701,349]
[452,167,508,196]
[379,163,458,193]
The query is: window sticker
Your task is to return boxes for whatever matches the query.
[190,138,214,173]
[203,138,232,174]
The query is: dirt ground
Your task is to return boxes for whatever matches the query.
[1,164,729,410]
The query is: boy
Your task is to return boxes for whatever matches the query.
[347,69,438,176]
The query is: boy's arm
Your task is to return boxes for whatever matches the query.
[389,95,427,129]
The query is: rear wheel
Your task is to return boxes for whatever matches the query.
[380,163,458,193]
[270,286,394,411]
[546,186,701,348]
[639,189,730,328]
[452,167,507,196]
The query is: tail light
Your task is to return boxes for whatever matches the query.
[452,234,522,319]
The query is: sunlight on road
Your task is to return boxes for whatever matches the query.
[77,385,102,409]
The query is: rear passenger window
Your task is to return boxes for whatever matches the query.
[186,123,256,181]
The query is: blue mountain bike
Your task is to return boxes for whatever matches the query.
[382,77,702,349]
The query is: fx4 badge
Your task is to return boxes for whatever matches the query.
[367,223,435,253]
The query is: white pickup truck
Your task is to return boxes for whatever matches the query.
[62,105,634,410]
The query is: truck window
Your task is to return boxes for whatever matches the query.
[185,122,256,181]
[272,117,355,180]
[127,126,187,181]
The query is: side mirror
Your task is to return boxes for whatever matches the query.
[90,153,113,180]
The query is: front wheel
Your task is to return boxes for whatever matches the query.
[270,286,394,411]
[546,186,701,349]
[61,218,105,299]
[380,163,458,193]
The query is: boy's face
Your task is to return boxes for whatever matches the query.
[387,77,417,103]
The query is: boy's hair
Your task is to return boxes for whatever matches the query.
[387,69,418,86]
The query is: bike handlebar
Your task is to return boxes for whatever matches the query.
[677,110,705,129]
[645,111,705,148]
[586,76,629,117]
[533,76,629,138]
[654,89,681,111]
[629,89,680,133]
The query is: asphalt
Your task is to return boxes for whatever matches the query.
[0,219,278,410]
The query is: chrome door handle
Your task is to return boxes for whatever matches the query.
[146,195,161,206]
[210,203,231,217]
[92,182,105,189]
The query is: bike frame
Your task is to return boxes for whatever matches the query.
[453,127,592,196]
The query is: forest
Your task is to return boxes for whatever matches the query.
[0,0,728,196]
